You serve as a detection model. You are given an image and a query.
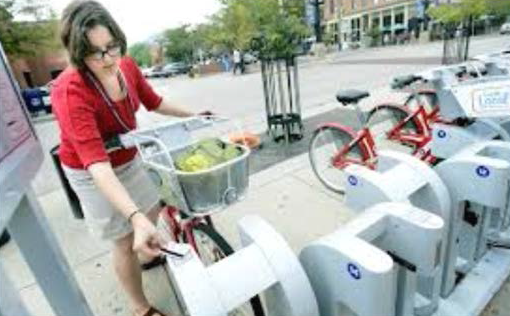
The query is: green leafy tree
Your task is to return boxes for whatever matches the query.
[161,25,196,63]
[0,0,60,58]
[428,0,510,23]
[208,0,257,51]
[209,0,310,59]
[486,0,510,18]
[128,42,152,67]
[366,25,381,47]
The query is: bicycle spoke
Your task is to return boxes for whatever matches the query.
[366,106,418,153]
[309,127,361,194]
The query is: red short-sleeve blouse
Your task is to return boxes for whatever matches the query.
[51,56,163,169]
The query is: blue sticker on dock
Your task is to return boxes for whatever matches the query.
[347,263,361,280]
[476,166,490,178]
[348,175,358,186]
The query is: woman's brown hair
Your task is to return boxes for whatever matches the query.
[60,0,127,69]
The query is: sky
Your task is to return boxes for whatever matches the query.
[48,0,222,44]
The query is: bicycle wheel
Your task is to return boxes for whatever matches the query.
[404,90,438,115]
[184,222,265,316]
[366,104,419,152]
[309,126,362,194]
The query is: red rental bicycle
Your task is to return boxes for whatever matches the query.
[402,64,484,125]
[309,78,434,194]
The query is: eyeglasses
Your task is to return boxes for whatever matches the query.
[87,44,121,61]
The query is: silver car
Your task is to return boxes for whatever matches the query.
[501,23,510,35]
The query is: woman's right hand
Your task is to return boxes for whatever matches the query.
[130,213,162,258]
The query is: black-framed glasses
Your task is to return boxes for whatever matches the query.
[87,44,122,61]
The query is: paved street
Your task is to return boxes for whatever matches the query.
[4,33,510,316]
[147,34,509,128]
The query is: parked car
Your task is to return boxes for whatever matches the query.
[143,66,171,78]
[164,62,191,75]
[501,23,510,35]
[141,67,153,77]
[243,52,258,64]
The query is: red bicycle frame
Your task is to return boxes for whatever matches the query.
[322,102,435,173]
[387,106,431,149]
[161,205,214,257]
[331,128,378,170]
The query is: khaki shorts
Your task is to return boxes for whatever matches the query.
[62,157,160,241]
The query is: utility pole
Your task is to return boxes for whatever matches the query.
[310,0,324,42]
[337,0,343,49]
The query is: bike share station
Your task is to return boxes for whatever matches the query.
[159,57,510,316]
[3,41,510,316]
[307,58,510,316]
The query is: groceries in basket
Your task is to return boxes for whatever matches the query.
[175,138,243,172]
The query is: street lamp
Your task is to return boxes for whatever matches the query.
[309,0,324,42]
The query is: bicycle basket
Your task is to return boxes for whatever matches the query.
[172,142,250,213]
[128,117,251,214]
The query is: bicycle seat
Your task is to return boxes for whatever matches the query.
[336,89,370,105]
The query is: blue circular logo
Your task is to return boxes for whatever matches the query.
[348,176,358,186]
[476,166,490,178]
[347,263,361,280]
[437,130,447,139]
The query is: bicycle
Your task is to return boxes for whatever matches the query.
[110,116,265,316]
[309,82,433,194]
[403,56,510,126]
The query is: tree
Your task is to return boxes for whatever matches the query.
[428,0,510,24]
[128,42,152,67]
[486,0,510,18]
[0,0,60,58]
[160,25,196,63]
[209,0,310,59]
[208,0,257,51]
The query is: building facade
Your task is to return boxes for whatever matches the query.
[339,0,416,46]
[322,0,341,43]
[321,0,449,47]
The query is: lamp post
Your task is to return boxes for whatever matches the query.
[309,0,324,42]
[337,0,343,49]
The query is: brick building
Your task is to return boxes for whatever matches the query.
[321,0,448,47]
[322,0,341,43]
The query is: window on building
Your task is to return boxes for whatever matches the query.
[373,17,380,28]
[330,0,335,14]
[395,12,404,25]
[351,18,361,41]
[383,15,392,27]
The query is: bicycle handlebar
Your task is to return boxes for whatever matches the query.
[105,115,225,152]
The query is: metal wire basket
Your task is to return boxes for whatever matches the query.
[121,116,250,215]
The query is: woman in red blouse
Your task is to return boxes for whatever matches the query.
[51,1,203,316]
